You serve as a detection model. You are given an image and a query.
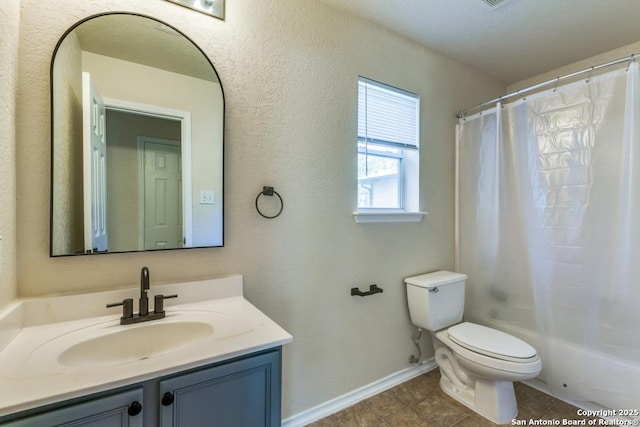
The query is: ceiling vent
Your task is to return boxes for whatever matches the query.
[480,0,513,9]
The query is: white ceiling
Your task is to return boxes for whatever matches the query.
[316,0,640,84]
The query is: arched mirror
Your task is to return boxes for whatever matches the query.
[50,13,224,256]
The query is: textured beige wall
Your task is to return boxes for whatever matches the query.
[15,0,504,417]
[0,1,19,309]
[508,40,640,93]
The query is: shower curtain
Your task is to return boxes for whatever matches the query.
[457,63,640,413]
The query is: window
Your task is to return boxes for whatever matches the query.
[356,77,423,222]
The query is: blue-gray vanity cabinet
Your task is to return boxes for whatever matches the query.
[159,349,282,426]
[0,347,282,427]
[3,388,144,427]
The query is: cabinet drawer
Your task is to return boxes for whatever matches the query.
[5,388,144,427]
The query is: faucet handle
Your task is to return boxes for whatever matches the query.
[106,298,134,319]
[153,294,178,315]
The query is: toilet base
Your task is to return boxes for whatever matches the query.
[440,374,517,424]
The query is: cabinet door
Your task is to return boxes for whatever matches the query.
[159,349,281,427]
[5,388,144,427]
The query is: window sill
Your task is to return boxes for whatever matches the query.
[352,211,427,224]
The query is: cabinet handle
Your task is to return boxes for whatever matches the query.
[161,392,175,406]
[128,401,143,416]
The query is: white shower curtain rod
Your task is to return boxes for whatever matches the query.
[457,53,638,118]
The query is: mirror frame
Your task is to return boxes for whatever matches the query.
[49,12,225,256]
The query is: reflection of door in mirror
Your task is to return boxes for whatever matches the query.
[82,72,108,254]
[105,109,185,253]
[140,138,183,250]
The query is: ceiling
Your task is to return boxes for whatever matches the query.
[316,0,640,85]
[74,14,218,83]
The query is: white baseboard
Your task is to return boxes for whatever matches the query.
[282,358,437,427]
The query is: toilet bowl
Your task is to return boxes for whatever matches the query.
[404,271,542,424]
[433,322,541,423]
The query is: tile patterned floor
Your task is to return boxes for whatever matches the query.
[307,369,593,427]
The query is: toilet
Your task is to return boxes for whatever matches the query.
[404,271,542,424]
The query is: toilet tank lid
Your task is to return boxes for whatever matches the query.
[404,271,467,289]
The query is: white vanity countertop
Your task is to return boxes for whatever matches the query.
[0,275,292,418]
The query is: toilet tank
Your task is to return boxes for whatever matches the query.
[404,271,467,331]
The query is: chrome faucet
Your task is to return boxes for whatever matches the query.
[107,266,177,325]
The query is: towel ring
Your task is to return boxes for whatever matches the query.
[255,186,283,219]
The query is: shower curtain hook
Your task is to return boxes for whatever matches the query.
[626,54,635,71]
[586,66,595,83]
[517,89,527,102]
[553,77,560,92]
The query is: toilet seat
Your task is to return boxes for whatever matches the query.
[447,322,537,362]
[436,327,541,375]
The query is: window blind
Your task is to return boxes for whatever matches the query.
[358,78,419,149]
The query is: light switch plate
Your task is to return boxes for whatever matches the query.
[200,190,215,205]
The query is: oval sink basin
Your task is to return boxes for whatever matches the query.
[58,321,213,367]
